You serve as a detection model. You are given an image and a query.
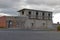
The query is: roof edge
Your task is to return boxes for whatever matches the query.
[17,8,53,13]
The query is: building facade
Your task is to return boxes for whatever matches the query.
[0,16,27,29]
[18,9,53,30]
[0,16,17,28]
[0,8,59,30]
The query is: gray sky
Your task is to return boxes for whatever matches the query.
[0,0,60,23]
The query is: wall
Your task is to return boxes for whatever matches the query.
[6,16,16,28]
[24,19,53,30]
[0,16,7,28]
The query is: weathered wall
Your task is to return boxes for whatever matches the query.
[24,19,53,30]
[0,16,7,28]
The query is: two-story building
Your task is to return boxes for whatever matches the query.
[18,8,53,30]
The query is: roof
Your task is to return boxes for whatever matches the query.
[18,8,53,13]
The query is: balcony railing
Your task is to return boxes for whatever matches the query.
[27,15,52,20]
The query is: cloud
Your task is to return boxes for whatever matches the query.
[26,0,60,6]
[0,8,19,16]
[0,13,11,16]
[26,5,54,11]
[0,0,60,16]
[26,0,60,13]
[0,0,22,16]
[0,0,21,16]
[0,0,21,8]
[53,13,60,23]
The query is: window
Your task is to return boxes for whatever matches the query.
[43,23,45,27]
[29,11,31,15]
[43,23,45,25]
[22,11,24,15]
[14,17,16,18]
[36,12,38,16]
[48,13,51,20]
[42,12,44,16]
[31,23,34,27]
[42,12,44,19]
[29,11,31,18]
[36,12,38,19]
[48,13,50,17]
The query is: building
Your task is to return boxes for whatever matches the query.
[18,8,53,30]
[8,16,27,29]
[0,16,27,29]
[0,16,16,28]
[0,8,59,30]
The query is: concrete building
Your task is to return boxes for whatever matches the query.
[18,8,53,30]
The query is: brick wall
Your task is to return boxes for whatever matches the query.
[0,16,7,28]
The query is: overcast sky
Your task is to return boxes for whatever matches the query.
[0,0,60,23]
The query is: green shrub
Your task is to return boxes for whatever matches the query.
[57,26,60,31]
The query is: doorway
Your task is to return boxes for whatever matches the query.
[8,20,13,28]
